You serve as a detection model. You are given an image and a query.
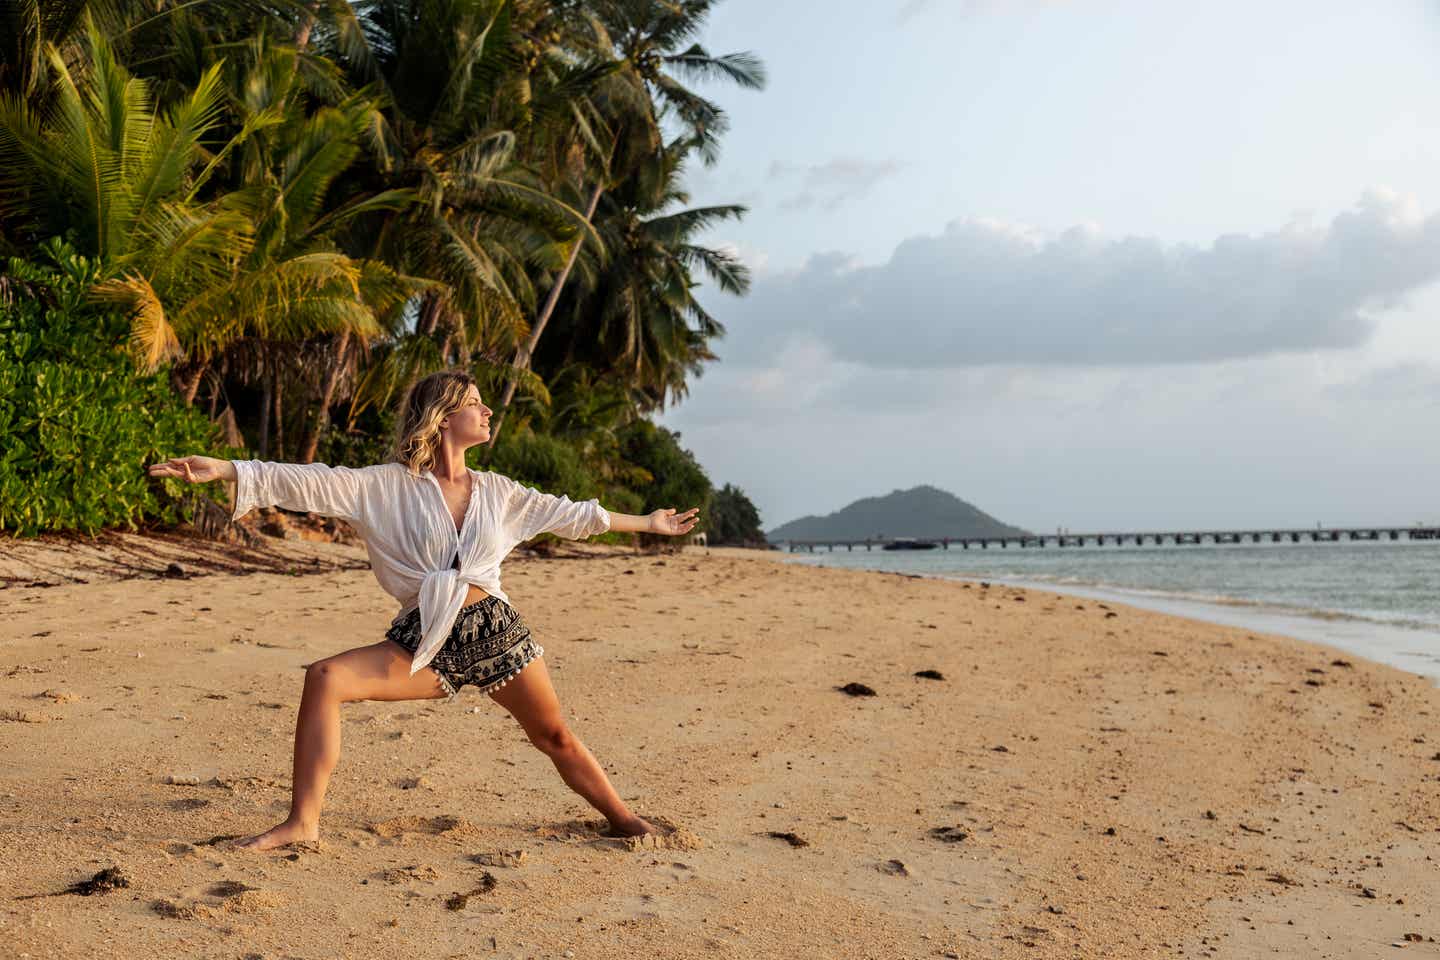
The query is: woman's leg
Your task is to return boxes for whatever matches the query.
[234,640,448,851]
[488,657,653,836]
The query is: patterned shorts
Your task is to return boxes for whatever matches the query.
[386,597,543,701]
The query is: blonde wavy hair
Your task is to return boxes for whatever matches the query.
[389,370,478,476]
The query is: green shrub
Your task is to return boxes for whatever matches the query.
[481,428,602,501]
[480,427,648,545]
[708,483,765,545]
[0,240,221,536]
[619,421,712,545]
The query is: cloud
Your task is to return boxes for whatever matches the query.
[768,157,901,212]
[716,190,1440,368]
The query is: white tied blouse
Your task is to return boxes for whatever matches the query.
[230,460,611,676]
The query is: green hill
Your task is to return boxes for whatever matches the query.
[767,485,1029,541]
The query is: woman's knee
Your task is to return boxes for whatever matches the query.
[529,722,577,757]
[304,660,348,700]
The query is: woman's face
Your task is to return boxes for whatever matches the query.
[442,385,492,448]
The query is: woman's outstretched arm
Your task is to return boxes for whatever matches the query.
[606,508,700,536]
[147,455,369,522]
[503,474,699,542]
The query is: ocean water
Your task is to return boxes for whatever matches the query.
[782,539,1440,682]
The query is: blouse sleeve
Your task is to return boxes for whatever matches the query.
[504,477,611,543]
[230,460,371,523]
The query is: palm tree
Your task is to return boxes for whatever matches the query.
[299,0,607,423]
[484,0,764,449]
[203,33,419,458]
[0,0,85,100]
[0,20,412,467]
[593,0,766,164]
[0,22,252,368]
[540,137,748,410]
[0,1,315,104]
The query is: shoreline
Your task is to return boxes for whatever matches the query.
[780,552,1440,686]
[969,574,1440,686]
[3,536,1439,958]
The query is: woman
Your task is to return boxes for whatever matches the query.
[147,370,699,851]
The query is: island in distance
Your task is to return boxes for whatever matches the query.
[766,485,1030,542]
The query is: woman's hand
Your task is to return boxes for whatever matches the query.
[147,456,235,484]
[647,507,700,536]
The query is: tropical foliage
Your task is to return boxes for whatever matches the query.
[619,420,710,531]
[707,483,763,545]
[0,240,225,535]
[0,0,769,538]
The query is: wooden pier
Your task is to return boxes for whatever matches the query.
[782,527,1440,552]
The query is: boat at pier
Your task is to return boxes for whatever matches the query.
[883,539,938,551]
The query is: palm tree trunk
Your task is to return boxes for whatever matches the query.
[485,181,604,454]
[179,364,206,406]
[418,293,442,337]
[257,352,272,460]
[274,369,286,461]
[299,332,350,463]
[295,0,320,50]
[218,405,244,447]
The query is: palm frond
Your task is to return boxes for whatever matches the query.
[652,73,726,163]
[92,271,180,371]
[304,187,417,241]
[434,0,512,122]
[468,354,550,408]
[129,201,252,294]
[131,62,227,225]
[676,243,749,296]
[274,97,373,235]
[663,46,765,90]
[43,39,113,255]
[643,203,745,244]
[346,331,444,421]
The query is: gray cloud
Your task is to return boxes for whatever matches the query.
[769,157,901,212]
[718,191,1440,368]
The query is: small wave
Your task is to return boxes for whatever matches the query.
[931,573,1440,634]
[975,574,1281,609]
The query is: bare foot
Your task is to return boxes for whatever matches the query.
[604,816,656,838]
[232,818,318,851]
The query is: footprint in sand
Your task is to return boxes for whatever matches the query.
[470,850,527,868]
[658,861,697,882]
[537,816,703,852]
[0,709,49,723]
[368,814,481,842]
[379,864,440,884]
[166,798,211,811]
[153,879,282,920]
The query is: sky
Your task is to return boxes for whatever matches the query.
[655,0,1440,533]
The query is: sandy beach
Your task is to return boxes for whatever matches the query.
[2,532,1438,959]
